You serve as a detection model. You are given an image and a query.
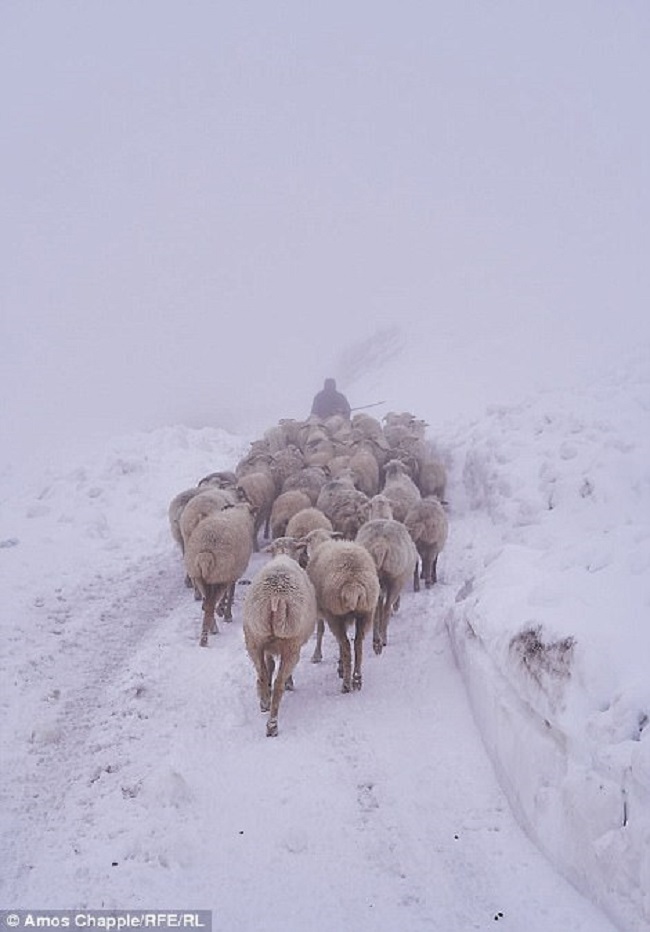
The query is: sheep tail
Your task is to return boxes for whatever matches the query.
[339,580,366,612]
[366,539,390,572]
[269,593,293,637]
[195,551,217,580]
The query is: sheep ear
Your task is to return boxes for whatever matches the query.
[331,531,344,540]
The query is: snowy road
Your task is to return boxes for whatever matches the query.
[1,536,616,931]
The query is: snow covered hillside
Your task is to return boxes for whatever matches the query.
[1,350,648,930]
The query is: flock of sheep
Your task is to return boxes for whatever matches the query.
[168,410,449,736]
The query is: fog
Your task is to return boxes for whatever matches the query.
[2,1,649,461]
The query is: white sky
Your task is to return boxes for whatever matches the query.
[2,1,649,453]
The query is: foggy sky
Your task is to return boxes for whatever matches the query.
[2,1,649,459]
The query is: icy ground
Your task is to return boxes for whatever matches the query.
[1,354,649,930]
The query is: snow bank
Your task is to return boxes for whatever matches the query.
[438,354,650,930]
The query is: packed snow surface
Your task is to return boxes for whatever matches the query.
[1,351,648,931]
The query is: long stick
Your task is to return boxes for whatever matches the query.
[350,400,387,412]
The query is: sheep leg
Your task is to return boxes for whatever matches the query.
[250,647,271,713]
[375,582,399,653]
[413,560,421,593]
[199,586,221,647]
[217,583,235,621]
[423,552,437,588]
[330,620,352,692]
[267,648,300,737]
[430,553,439,586]
[352,613,372,690]
[372,592,387,656]
[311,619,325,663]
[384,580,402,644]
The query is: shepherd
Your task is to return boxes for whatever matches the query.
[310,378,351,420]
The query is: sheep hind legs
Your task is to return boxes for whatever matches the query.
[373,581,401,655]
[311,619,325,663]
[199,583,228,646]
[253,649,299,737]
[352,614,372,689]
[332,614,371,692]
[423,553,439,588]
[372,591,390,655]
[216,583,236,621]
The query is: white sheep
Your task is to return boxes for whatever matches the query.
[269,446,305,491]
[184,502,256,646]
[179,488,239,551]
[269,489,312,539]
[383,411,428,447]
[168,487,200,554]
[356,509,418,654]
[351,413,388,449]
[416,456,447,501]
[242,537,317,737]
[302,528,380,692]
[281,465,330,505]
[380,458,422,523]
[285,506,333,541]
[347,438,381,497]
[302,427,336,468]
[196,470,238,489]
[236,470,277,551]
[403,496,449,589]
[316,478,371,540]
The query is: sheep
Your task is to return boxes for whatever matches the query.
[380,458,422,523]
[367,493,394,520]
[242,537,317,737]
[269,445,305,491]
[263,423,292,454]
[316,479,371,540]
[285,506,333,541]
[347,439,381,497]
[269,490,312,539]
[302,427,336,468]
[403,496,449,589]
[315,476,355,515]
[277,418,307,449]
[236,470,277,551]
[235,447,274,479]
[325,453,352,479]
[383,411,428,447]
[302,528,380,692]
[168,487,201,554]
[356,512,418,655]
[350,413,388,450]
[184,502,257,646]
[197,470,238,490]
[321,414,353,444]
[281,465,330,505]
[179,488,239,552]
[416,456,447,501]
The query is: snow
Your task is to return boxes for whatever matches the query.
[1,340,649,931]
